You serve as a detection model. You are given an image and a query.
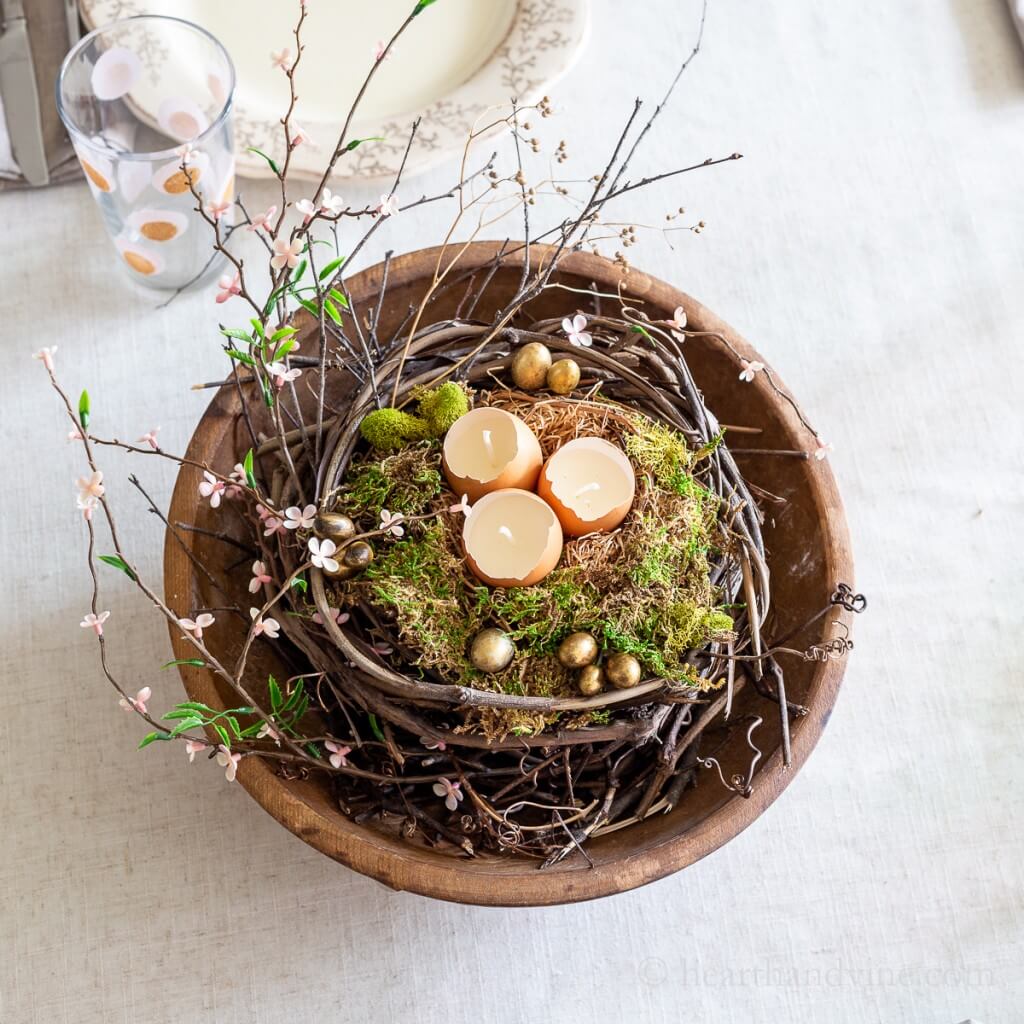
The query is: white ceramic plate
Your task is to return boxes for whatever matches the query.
[79,0,591,182]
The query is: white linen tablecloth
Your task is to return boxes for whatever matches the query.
[1,1,1022,1021]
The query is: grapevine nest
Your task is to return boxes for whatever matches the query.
[248,312,776,857]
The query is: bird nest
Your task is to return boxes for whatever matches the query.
[250,313,776,856]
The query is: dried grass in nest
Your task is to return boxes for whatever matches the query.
[328,390,734,738]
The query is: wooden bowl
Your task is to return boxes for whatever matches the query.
[164,242,855,906]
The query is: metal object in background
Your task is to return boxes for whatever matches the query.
[0,0,49,185]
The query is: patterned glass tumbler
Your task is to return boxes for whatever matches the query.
[57,16,236,290]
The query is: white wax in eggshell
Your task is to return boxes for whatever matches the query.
[445,409,519,483]
[463,489,562,586]
[546,438,634,520]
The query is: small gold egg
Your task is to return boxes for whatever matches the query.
[547,358,581,395]
[557,631,599,669]
[605,652,642,690]
[314,511,357,543]
[510,342,552,390]
[577,664,605,696]
[342,540,374,572]
[470,628,515,673]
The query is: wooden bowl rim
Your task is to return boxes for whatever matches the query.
[164,241,854,906]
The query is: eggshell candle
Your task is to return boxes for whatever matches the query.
[537,437,636,536]
[442,407,543,502]
[463,489,563,588]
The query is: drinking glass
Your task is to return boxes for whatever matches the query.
[57,16,236,290]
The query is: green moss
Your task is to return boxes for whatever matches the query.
[342,444,442,518]
[360,408,431,451]
[416,381,470,435]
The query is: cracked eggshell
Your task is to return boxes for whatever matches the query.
[442,407,542,503]
[537,436,636,536]
[463,489,563,588]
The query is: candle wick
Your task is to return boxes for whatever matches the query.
[574,481,601,499]
[482,429,496,466]
[498,525,515,543]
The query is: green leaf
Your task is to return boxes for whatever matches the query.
[344,136,385,152]
[138,731,172,749]
[176,701,216,714]
[163,708,202,721]
[270,325,297,342]
[169,716,204,737]
[305,741,322,758]
[249,319,265,339]
[78,390,90,429]
[295,296,318,318]
[323,298,342,326]
[281,679,305,714]
[290,575,308,594]
[367,713,385,742]
[274,339,297,361]
[246,147,279,175]
[261,379,275,408]
[412,0,438,13]
[269,675,283,713]
[290,259,307,285]
[317,257,345,280]
[327,288,349,309]
[213,723,231,749]
[161,658,206,669]
[98,554,136,581]
[225,348,256,367]
[243,448,256,489]
[630,324,654,341]
[220,326,253,342]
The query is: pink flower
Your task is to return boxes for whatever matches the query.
[308,537,339,573]
[283,504,316,531]
[373,39,387,61]
[216,744,242,781]
[77,471,105,502]
[294,198,316,224]
[119,686,151,713]
[77,493,98,520]
[813,440,834,461]
[138,427,160,450]
[448,493,471,517]
[420,736,446,751]
[320,188,344,216]
[247,205,277,233]
[68,427,84,441]
[373,642,393,657]
[290,123,313,147]
[376,193,400,217]
[670,306,687,330]
[313,606,350,626]
[263,514,284,536]
[249,560,272,594]
[738,360,764,383]
[185,738,206,763]
[198,470,226,507]
[215,271,241,304]
[249,608,281,639]
[179,612,215,639]
[432,777,463,811]
[256,721,280,742]
[562,313,593,348]
[80,610,110,636]
[175,142,194,165]
[325,740,352,768]
[224,463,246,500]
[271,236,303,270]
[270,47,292,70]
[205,199,232,221]
[33,346,57,371]
[267,361,301,389]
[379,509,404,537]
